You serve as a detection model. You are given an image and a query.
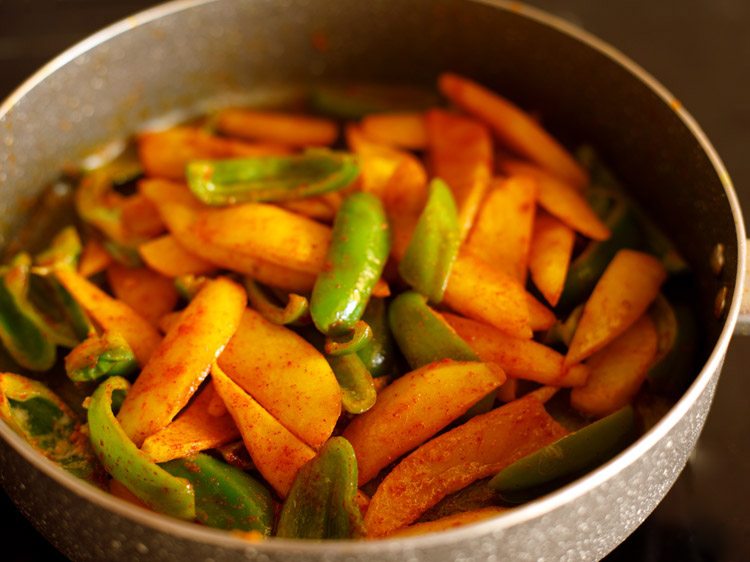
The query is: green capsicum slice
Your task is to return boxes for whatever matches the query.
[489,405,636,503]
[356,297,397,378]
[186,149,359,206]
[327,353,377,414]
[161,454,274,534]
[65,332,138,383]
[0,373,102,484]
[310,192,390,336]
[309,83,439,120]
[87,376,196,520]
[35,226,82,270]
[277,436,365,539]
[398,178,461,303]
[543,304,584,350]
[647,295,697,394]
[75,170,126,244]
[244,277,309,325]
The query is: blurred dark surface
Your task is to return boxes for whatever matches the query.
[1,1,749,560]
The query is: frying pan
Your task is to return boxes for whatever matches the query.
[0,1,747,560]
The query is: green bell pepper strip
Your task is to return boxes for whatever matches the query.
[102,239,143,268]
[0,373,102,484]
[543,304,584,350]
[557,191,640,312]
[65,332,138,383]
[186,149,359,206]
[489,406,636,503]
[388,291,494,417]
[310,192,391,336]
[277,436,365,539]
[87,376,196,520]
[421,478,499,522]
[327,353,377,414]
[244,277,309,326]
[356,297,397,378]
[389,291,477,370]
[309,84,440,120]
[324,320,373,356]
[160,454,274,534]
[647,295,697,394]
[75,171,125,244]
[35,226,82,269]
[398,178,461,303]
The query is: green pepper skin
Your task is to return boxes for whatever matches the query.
[543,304,584,350]
[328,353,377,414]
[398,179,460,303]
[161,454,274,534]
[277,437,365,539]
[647,295,697,394]
[75,171,124,244]
[87,376,196,520]
[35,226,82,269]
[489,406,636,502]
[186,149,359,206]
[65,333,138,383]
[389,292,477,370]
[309,84,440,120]
[356,298,397,377]
[244,278,309,326]
[0,373,102,484]
[311,192,390,336]
[557,194,640,312]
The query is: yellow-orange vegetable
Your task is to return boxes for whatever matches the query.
[526,293,557,331]
[439,73,588,188]
[466,176,537,283]
[78,239,112,277]
[566,250,666,366]
[528,212,575,307]
[347,124,412,197]
[364,396,568,536]
[389,508,506,537]
[217,108,338,147]
[138,235,218,278]
[120,193,166,240]
[443,313,589,387]
[343,359,506,485]
[361,112,428,150]
[211,362,315,498]
[217,309,341,449]
[571,315,659,417]
[117,277,246,446]
[426,109,492,240]
[106,263,179,327]
[141,382,240,463]
[55,268,161,365]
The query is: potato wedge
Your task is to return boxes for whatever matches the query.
[528,212,575,307]
[217,109,338,147]
[138,234,218,277]
[439,73,587,188]
[443,313,588,387]
[78,239,112,277]
[106,263,179,327]
[343,359,506,485]
[138,126,291,180]
[347,124,413,197]
[426,109,492,240]
[566,249,666,366]
[117,277,246,446]
[211,362,315,498]
[364,396,567,536]
[444,252,532,339]
[217,309,341,449]
[141,382,240,463]
[361,112,428,150]
[120,193,166,240]
[466,176,537,283]
[571,315,658,417]
[55,268,161,365]
[500,161,609,241]
[389,508,506,537]
[526,293,557,331]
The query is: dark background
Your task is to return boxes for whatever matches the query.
[1,1,749,560]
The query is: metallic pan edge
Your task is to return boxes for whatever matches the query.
[0,0,744,559]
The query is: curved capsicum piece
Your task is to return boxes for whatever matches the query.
[87,376,196,520]
[244,277,309,325]
[0,373,102,484]
[277,437,365,539]
[356,297,397,378]
[557,190,640,312]
[35,226,82,269]
[398,178,461,303]
[75,171,127,244]
[327,353,377,415]
[186,149,359,206]
[161,453,274,534]
[310,192,391,337]
[489,405,636,503]
[65,332,138,383]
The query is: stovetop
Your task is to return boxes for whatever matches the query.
[1,1,749,560]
